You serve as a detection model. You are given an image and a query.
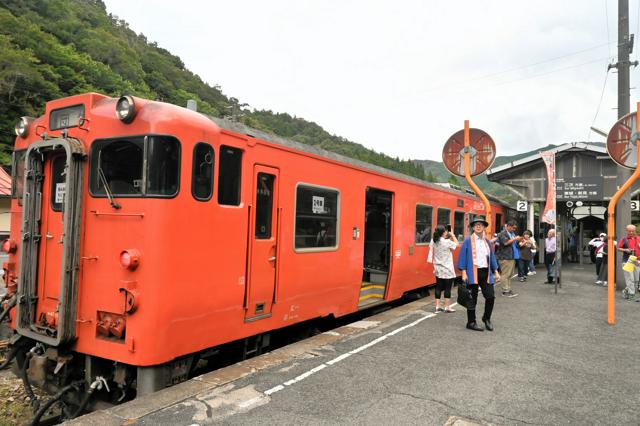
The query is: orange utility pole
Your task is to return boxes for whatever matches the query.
[463,120,492,235]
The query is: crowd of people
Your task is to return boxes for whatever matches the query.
[428,216,640,332]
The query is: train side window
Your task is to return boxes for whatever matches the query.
[294,184,339,250]
[415,204,433,245]
[11,149,26,206]
[218,145,242,206]
[454,211,465,238]
[255,173,274,239]
[495,213,503,232]
[192,143,214,201]
[436,208,450,227]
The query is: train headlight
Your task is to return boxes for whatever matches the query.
[2,239,16,254]
[120,249,141,270]
[116,96,136,123]
[14,117,33,138]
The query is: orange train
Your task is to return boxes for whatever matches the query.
[1,93,512,410]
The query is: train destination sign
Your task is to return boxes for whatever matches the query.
[555,176,603,201]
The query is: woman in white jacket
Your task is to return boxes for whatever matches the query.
[428,225,458,313]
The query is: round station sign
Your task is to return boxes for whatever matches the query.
[442,128,496,177]
[607,111,639,169]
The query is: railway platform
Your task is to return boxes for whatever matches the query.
[70,263,640,425]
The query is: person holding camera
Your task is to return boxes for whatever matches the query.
[495,220,521,297]
[618,224,640,300]
[427,225,458,313]
[457,216,501,331]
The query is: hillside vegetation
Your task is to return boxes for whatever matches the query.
[0,0,554,203]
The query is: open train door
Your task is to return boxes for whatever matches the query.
[245,165,280,321]
[360,187,393,308]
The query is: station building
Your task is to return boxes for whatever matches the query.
[486,142,640,266]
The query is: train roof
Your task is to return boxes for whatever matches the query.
[205,115,508,206]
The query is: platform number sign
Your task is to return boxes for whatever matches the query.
[632,200,640,211]
[516,200,528,212]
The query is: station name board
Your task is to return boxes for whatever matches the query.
[555,177,603,201]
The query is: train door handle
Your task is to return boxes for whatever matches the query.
[45,232,53,240]
[268,256,276,261]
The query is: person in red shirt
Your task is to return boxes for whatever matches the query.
[618,224,640,299]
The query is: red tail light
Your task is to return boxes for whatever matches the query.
[120,249,141,270]
[2,239,16,254]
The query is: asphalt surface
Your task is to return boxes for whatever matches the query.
[71,263,640,425]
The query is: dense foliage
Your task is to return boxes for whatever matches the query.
[0,0,425,179]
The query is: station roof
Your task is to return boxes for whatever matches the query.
[487,142,606,180]
[0,167,11,196]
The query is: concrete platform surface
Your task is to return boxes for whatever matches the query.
[69,264,640,425]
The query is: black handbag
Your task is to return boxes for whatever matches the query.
[457,280,471,308]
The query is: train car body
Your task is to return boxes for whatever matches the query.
[1,93,511,406]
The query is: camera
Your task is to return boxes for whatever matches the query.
[446,224,451,232]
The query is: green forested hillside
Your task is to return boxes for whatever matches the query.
[0,0,425,179]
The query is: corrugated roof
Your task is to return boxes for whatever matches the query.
[0,167,11,196]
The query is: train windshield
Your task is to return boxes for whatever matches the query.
[89,135,180,197]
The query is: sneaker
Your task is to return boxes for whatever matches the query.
[523,277,527,281]
[436,307,444,313]
[518,278,525,282]
[602,281,607,286]
[532,271,537,275]
[595,280,602,284]
[527,271,534,276]
[444,307,455,313]
[623,288,630,299]
[505,291,518,298]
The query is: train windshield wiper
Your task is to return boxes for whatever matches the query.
[97,153,121,210]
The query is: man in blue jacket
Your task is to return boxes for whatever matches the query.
[457,216,501,331]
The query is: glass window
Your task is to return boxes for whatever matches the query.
[89,135,180,197]
[11,150,26,205]
[50,156,66,212]
[415,205,433,244]
[192,143,214,201]
[218,145,242,206]
[146,137,180,196]
[295,185,339,250]
[437,208,450,227]
[255,173,275,239]
[454,211,465,238]
[495,213,503,232]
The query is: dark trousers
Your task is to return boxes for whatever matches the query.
[466,268,495,325]
[595,257,602,277]
[435,277,454,299]
[545,252,556,282]
[517,258,530,277]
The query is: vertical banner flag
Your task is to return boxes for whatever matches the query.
[540,151,556,225]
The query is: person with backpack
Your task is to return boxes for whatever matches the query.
[495,220,520,297]
[618,224,640,300]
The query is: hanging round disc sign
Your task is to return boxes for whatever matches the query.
[442,128,496,177]
[607,111,639,169]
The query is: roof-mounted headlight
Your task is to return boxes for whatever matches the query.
[15,117,34,138]
[116,96,136,123]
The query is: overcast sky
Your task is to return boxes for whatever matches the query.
[103,1,639,161]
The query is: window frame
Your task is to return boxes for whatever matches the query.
[217,144,243,206]
[293,182,340,253]
[11,149,27,205]
[191,142,215,202]
[88,134,181,199]
[453,210,466,238]
[436,208,451,227]
[415,203,434,246]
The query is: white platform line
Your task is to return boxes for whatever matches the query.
[262,308,443,397]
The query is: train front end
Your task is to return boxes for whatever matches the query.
[0,93,192,419]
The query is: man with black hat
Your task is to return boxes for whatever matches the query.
[457,215,501,331]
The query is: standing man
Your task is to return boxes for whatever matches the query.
[618,224,640,300]
[457,216,501,332]
[495,220,520,297]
